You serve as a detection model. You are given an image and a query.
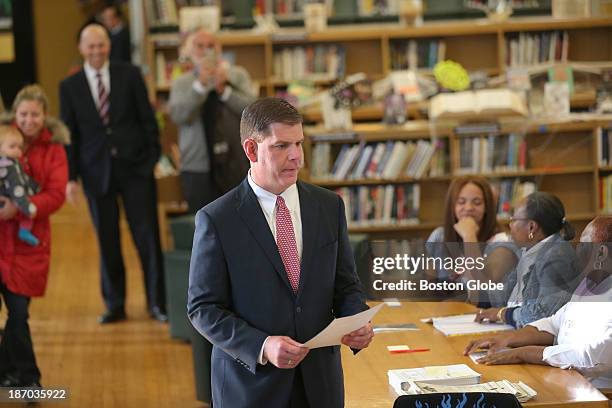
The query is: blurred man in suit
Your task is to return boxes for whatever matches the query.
[188,97,374,407]
[99,3,131,63]
[60,24,166,324]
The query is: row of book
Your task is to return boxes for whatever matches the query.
[272,45,345,82]
[310,140,448,181]
[493,180,537,218]
[457,134,527,175]
[336,184,420,227]
[147,0,179,26]
[254,0,307,16]
[505,30,569,67]
[597,128,612,166]
[390,39,446,71]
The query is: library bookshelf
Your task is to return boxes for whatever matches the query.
[146,16,612,106]
[303,117,612,238]
[144,14,612,241]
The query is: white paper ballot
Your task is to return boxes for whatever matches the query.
[303,303,384,349]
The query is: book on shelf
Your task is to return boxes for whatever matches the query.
[429,89,528,120]
[388,364,481,395]
[390,39,446,71]
[456,134,527,175]
[273,45,345,82]
[432,314,515,336]
[493,180,536,218]
[179,5,220,33]
[147,0,179,26]
[335,184,420,227]
[599,174,612,214]
[313,140,448,181]
[403,379,538,403]
[598,127,610,166]
[505,30,569,67]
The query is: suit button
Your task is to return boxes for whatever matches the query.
[296,306,302,313]
[110,147,118,157]
[106,128,112,135]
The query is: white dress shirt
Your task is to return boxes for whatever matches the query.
[83,61,110,108]
[247,171,303,365]
[528,276,612,388]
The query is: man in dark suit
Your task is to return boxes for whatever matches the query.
[187,97,374,407]
[99,3,131,63]
[60,24,166,324]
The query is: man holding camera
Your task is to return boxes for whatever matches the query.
[169,29,257,213]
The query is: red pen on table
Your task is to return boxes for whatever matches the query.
[390,348,430,354]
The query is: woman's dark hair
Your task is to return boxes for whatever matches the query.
[443,176,499,242]
[524,191,575,241]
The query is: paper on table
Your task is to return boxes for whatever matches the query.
[303,303,384,349]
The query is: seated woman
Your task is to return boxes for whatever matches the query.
[475,192,580,328]
[426,176,517,304]
[464,216,612,389]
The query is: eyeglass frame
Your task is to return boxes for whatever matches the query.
[509,216,530,224]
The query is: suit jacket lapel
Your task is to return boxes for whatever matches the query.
[77,70,102,125]
[108,63,120,125]
[236,179,293,293]
[296,181,320,299]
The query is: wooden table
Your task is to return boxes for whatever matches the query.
[341,302,609,408]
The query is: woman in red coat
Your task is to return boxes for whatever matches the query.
[0,84,69,387]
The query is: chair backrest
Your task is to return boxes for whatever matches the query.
[393,392,523,408]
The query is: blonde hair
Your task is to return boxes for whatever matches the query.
[0,125,23,144]
[12,84,49,114]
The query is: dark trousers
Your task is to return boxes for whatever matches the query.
[180,171,217,214]
[0,284,40,385]
[289,367,309,408]
[85,161,165,313]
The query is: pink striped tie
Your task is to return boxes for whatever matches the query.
[96,72,109,125]
[275,196,300,293]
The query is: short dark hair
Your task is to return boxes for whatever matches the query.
[525,192,575,240]
[240,97,302,143]
[102,2,123,18]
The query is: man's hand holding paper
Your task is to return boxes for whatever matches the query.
[342,323,374,349]
[304,303,383,349]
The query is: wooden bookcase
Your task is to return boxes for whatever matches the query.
[145,15,612,243]
[303,117,612,238]
[146,16,612,106]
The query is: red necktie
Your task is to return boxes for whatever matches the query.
[275,196,300,293]
[96,72,110,125]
